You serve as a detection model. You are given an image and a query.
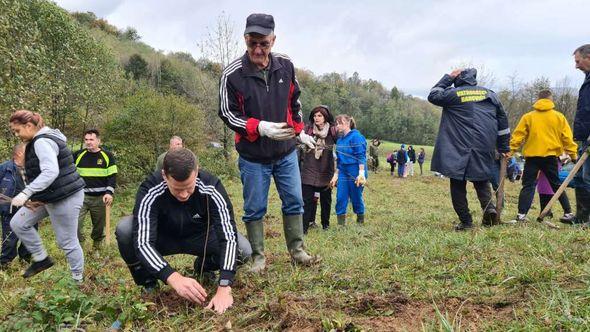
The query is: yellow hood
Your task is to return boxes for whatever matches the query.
[533,98,555,112]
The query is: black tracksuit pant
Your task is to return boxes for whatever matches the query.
[450,178,495,224]
[518,157,571,215]
[116,216,250,286]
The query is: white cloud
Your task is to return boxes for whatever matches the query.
[54,0,590,97]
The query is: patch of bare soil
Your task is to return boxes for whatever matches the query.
[144,288,196,316]
[347,288,516,331]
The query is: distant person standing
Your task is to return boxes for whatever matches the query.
[368,139,381,173]
[73,129,117,249]
[396,145,407,178]
[572,44,590,225]
[428,68,510,231]
[417,148,426,176]
[155,136,183,171]
[407,145,416,176]
[386,150,397,176]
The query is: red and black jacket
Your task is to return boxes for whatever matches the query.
[218,52,304,163]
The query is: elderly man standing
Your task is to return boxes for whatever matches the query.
[572,45,590,225]
[218,13,318,273]
[428,68,510,231]
[155,136,183,171]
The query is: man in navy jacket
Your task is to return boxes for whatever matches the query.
[428,68,510,231]
[572,44,590,225]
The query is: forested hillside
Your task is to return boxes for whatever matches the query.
[1,0,442,184]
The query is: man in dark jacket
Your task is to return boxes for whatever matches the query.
[396,145,407,178]
[115,148,251,314]
[0,144,32,267]
[428,68,510,231]
[572,45,590,225]
[218,13,318,273]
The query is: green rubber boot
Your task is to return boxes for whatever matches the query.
[283,214,316,265]
[245,219,266,273]
[356,214,365,224]
[337,215,346,226]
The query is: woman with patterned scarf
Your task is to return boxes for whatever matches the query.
[299,105,337,232]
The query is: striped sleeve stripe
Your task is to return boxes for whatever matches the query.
[197,182,236,271]
[137,181,168,270]
[219,59,247,129]
[197,179,237,271]
[273,52,292,61]
[498,128,511,136]
[197,180,236,271]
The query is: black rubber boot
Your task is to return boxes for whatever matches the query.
[574,188,590,224]
[482,209,499,227]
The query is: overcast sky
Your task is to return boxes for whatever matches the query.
[54,0,589,97]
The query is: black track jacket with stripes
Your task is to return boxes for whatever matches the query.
[218,52,304,163]
[132,169,238,283]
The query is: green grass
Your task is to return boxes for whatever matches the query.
[1,154,590,331]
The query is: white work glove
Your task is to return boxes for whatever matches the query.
[297,131,316,149]
[257,121,295,141]
[355,172,366,187]
[10,192,29,213]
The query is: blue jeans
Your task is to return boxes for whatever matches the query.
[397,164,405,177]
[238,150,304,222]
[574,143,590,191]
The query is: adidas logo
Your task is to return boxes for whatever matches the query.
[278,78,284,83]
[192,213,202,219]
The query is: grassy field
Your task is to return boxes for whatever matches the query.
[1,144,590,331]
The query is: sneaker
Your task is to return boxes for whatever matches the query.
[72,273,84,285]
[559,213,576,224]
[23,256,54,278]
[454,222,474,231]
[505,214,527,224]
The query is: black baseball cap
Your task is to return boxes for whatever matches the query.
[244,13,275,36]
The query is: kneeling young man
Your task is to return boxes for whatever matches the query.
[116,148,251,314]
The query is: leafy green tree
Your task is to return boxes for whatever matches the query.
[124,54,149,80]
[0,0,122,143]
